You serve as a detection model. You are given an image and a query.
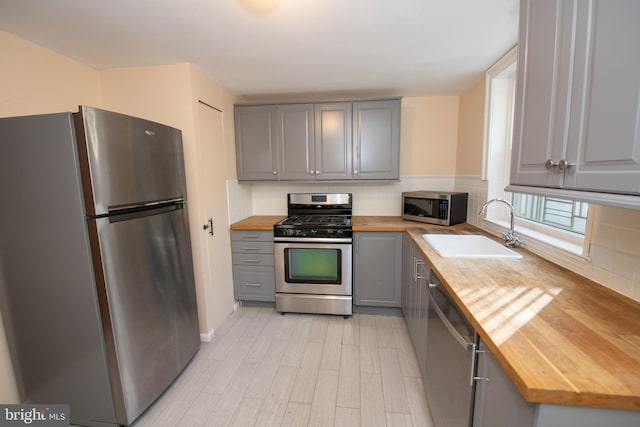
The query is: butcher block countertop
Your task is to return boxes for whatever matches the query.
[230,215,640,411]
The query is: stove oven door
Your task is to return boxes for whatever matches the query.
[274,240,352,296]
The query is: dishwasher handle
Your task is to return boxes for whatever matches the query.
[427,283,475,352]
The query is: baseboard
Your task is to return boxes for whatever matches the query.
[200,328,215,342]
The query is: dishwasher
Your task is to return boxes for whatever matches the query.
[424,270,479,427]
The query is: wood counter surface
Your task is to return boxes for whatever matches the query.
[230,215,640,411]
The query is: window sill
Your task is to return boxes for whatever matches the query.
[480,218,584,256]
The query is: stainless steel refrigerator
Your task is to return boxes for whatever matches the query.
[0,106,200,426]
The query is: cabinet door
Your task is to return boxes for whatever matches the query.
[234,105,279,180]
[401,234,412,319]
[415,248,429,375]
[473,340,536,427]
[314,103,352,180]
[353,99,400,180]
[353,232,402,307]
[510,0,576,188]
[564,0,640,194]
[277,104,315,180]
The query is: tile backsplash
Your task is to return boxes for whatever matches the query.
[228,175,640,302]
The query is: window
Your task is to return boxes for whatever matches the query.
[512,194,588,235]
[483,48,589,253]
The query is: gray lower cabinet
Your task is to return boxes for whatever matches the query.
[401,235,430,374]
[473,339,536,427]
[231,230,275,302]
[473,338,640,427]
[354,232,402,307]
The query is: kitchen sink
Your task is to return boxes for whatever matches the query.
[422,234,522,259]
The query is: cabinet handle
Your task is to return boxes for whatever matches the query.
[242,234,260,239]
[242,259,261,263]
[545,159,557,169]
[244,283,262,287]
[243,247,260,251]
[558,159,574,170]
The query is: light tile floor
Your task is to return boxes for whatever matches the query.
[131,307,434,427]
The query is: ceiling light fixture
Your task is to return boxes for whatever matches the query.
[238,0,283,17]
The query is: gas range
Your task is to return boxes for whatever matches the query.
[274,193,353,240]
[273,193,353,316]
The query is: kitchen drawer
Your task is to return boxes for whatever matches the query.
[231,230,274,242]
[232,253,274,266]
[233,266,276,302]
[231,240,274,254]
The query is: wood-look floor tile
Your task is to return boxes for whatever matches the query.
[254,365,298,427]
[334,406,361,427]
[174,392,220,427]
[360,372,386,427]
[360,345,381,374]
[280,402,311,427]
[204,336,253,394]
[204,362,257,426]
[308,369,339,427]
[245,340,287,399]
[280,317,312,367]
[229,397,263,427]
[209,315,253,361]
[308,315,330,344]
[379,347,410,413]
[320,320,344,370]
[342,314,360,345]
[130,307,432,427]
[386,412,414,427]
[336,344,360,408]
[134,397,191,427]
[404,376,434,427]
[289,341,323,403]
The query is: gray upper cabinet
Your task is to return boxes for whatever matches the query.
[278,104,315,180]
[353,99,400,180]
[235,98,400,182]
[234,105,278,181]
[314,102,353,180]
[511,0,640,196]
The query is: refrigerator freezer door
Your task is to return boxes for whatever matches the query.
[92,205,200,424]
[75,106,187,215]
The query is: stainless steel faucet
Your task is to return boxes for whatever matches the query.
[479,198,520,247]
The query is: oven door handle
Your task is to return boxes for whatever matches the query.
[274,237,352,243]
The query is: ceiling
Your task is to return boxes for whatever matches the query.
[0,0,519,99]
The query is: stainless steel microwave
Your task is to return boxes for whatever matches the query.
[402,191,468,226]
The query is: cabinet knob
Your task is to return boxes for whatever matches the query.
[558,159,574,170]
[315,170,319,175]
[354,170,358,175]
[273,170,277,175]
[545,159,557,169]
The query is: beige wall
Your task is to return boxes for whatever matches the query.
[456,78,485,176]
[400,96,459,176]
[0,30,102,117]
